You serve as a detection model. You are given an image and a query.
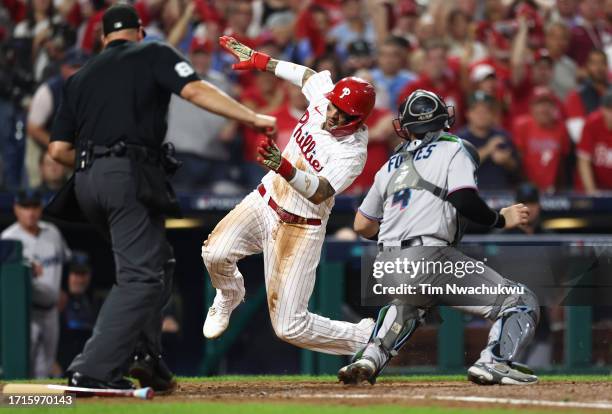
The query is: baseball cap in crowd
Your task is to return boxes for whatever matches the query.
[516,182,540,204]
[470,63,496,83]
[61,47,90,67]
[530,86,556,104]
[602,89,612,107]
[14,189,42,207]
[467,90,497,108]
[190,37,213,54]
[69,251,92,274]
[102,4,145,36]
[347,40,372,57]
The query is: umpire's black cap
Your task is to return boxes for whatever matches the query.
[102,4,145,36]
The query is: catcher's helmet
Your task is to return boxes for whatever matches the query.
[324,77,376,137]
[393,89,455,139]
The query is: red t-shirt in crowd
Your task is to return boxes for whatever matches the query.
[269,104,301,152]
[345,108,393,195]
[576,110,612,190]
[398,72,464,129]
[513,115,570,191]
[564,89,588,120]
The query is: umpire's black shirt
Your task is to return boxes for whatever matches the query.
[50,40,200,148]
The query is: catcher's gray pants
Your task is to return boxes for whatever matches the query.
[376,245,511,319]
[30,307,59,378]
[68,157,174,382]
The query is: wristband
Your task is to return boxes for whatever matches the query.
[277,157,294,180]
[274,61,308,87]
[491,211,506,229]
[252,51,271,71]
[288,168,318,199]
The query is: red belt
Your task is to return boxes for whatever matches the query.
[258,184,321,226]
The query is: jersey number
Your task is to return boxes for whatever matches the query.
[174,62,195,77]
[391,189,411,210]
[414,144,436,161]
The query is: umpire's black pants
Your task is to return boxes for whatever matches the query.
[68,157,174,382]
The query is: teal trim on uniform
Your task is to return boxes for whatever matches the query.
[437,135,460,144]
[0,241,30,379]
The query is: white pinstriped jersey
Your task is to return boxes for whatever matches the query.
[359,135,477,245]
[260,70,368,220]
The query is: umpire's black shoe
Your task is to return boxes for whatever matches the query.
[129,353,177,394]
[68,372,135,390]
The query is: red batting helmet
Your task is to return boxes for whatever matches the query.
[324,77,376,137]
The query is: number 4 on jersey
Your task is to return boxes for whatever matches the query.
[391,189,411,210]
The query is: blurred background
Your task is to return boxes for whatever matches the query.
[0,0,611,379]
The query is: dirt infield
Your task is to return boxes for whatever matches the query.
[154,379,612,411]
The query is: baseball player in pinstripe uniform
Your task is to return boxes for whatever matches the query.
[201,36,376,355]
[338,90,540,385]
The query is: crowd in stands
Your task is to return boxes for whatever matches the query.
[2,0,612,196]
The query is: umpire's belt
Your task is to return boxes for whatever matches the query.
[91,142,160,164]
[258,184,321,226]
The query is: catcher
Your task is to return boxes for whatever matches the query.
[338,90,540,386]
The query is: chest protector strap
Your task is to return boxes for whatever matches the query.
[383,150,447,202]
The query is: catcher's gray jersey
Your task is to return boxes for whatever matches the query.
[359,134,478,245]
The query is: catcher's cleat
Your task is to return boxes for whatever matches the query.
[467,361,538,385]
[203,286,245,339]
[129,353,177,394]
[338,358,377,385]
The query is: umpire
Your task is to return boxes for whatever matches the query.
[48,4,276,392]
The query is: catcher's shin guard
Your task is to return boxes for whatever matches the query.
[359,302,423,379]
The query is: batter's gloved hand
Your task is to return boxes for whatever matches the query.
[219,36,270,71]
[256,137,293,178]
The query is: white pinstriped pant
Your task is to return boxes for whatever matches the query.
[201,190,372,355]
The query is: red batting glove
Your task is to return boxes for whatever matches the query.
[219,35,270,71]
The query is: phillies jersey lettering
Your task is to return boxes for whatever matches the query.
[261,71,368,220]
[293,111,323,172]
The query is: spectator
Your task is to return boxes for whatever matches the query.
[239,42,287,189]
[370,36,416,110]
[576,90,612,194]
[504,182,546,235]
[329,0,376,58]
[539,22,577,100]
[262,11,312,66]
[398,40,464,128]
[344,40,375,75]
[57,252,97,373]
[268,83,308,151]
[144,0,196,50]
[165,37,239,192]
[26,47,87,186]
[38,151,68,192]
[224,0,258,47]
[294,4,330,61]
[12,0,61,82]
[551,0,579,27]
[457,92,519,190]
[1,189,71,378]
[568,0,609,67]
[510,15,555,121]
[565,49,609,143]
[445,8,486,65]
[513,87,571,193]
